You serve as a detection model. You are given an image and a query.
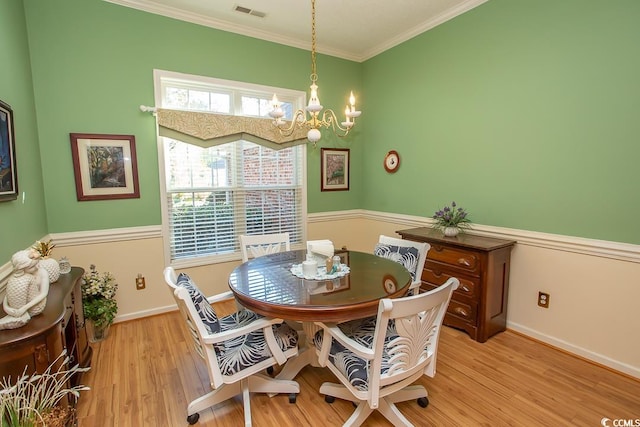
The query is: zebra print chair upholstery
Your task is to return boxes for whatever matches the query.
[163,266,299,426]
[314,277,459,427]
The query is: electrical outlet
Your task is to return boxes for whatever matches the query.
[136,274,146,290]
[538,292,550,308]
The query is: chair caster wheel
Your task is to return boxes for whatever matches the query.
[266,366,274,375]
[289,393,297,404]
[417,397,429,408]
[187,413,200,424]
[325,395,335,404]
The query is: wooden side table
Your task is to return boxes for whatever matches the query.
[0,267,92,387]
[397,227,515,342]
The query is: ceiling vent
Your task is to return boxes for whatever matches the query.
[234,5,266,18]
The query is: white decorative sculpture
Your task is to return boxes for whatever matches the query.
[0,249,50,330]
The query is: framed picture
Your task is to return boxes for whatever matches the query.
[321,148,349,191]
[0,100,18,202]
[70,133,140,201]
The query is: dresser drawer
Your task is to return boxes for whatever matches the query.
[421,268,478,301]
[447,299,477,324]
[422,283,477,324]
[428,245,480,275]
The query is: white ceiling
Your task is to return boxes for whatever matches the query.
[104,0,488,62]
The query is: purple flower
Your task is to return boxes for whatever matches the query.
[431,201,471,230]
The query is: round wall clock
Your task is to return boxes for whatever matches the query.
[384,150,400,173]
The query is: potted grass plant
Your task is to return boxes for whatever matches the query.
[0,351,89,427]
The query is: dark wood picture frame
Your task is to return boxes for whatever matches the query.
[321,148,350,191]
[0,100,18,202]
[70,133,140,201]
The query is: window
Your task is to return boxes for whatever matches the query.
[154,70,306,265]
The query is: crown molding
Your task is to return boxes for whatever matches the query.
[361,0,489,61]
[103,0,488,62]
[102,0,360,61]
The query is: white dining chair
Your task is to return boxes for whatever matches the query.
[163,266,299,426]
[239,233,291,263]
[314,277,459,427]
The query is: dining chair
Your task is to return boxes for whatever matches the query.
[239,232,291,263]
[163,266,300,426]
[313,277,459,427]
[374,234,430,295]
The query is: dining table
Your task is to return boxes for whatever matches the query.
[228,249,412,381]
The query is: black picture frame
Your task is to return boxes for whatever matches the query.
[0,100,18,202]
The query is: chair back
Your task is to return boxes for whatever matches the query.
[163,266,223,387]
[370,277,458,401]
[375,234,430,293]
[240,233,290,262]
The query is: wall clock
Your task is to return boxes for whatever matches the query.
[384,150,400,173]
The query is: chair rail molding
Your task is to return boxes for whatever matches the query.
[49,225,163,246]
[308,210,640,264]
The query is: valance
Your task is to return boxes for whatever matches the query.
[156,108,309,150]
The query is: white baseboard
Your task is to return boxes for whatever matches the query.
[112,294,231,324]
[113,303,177,323]
[507,321,640,379]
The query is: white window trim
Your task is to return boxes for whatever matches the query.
[153,69,308,268]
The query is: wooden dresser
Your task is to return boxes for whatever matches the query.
[0,267,92,386]
[397,227,515,342]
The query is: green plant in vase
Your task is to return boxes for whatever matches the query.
[431,201,472,237]
[81,265,118,342]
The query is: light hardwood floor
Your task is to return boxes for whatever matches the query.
[76,300,640,426]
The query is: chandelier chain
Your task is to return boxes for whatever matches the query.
[310,0,317,82]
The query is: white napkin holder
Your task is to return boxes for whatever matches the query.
[306,239,334,264]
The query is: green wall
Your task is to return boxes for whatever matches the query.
[4,0,637,264]
[362,0,640,244]
[0,0,48,262]
[22,0,362,236]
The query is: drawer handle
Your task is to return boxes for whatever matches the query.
[453,307,469,318]
[461,285,470,293]
[457,258,471,267]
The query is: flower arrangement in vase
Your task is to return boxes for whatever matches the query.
[431,201,471,237]
[32,239,60,283]
[81,264,118,342]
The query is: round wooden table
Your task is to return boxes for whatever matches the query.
[228,249,412,382]
[228,250,412,323]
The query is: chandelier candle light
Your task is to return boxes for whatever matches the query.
[269,0,361,144]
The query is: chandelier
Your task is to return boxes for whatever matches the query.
[268,0,361,144]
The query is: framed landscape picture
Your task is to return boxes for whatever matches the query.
[321,148,349,191]
[0,100,18,202]
[70,133,140,201]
